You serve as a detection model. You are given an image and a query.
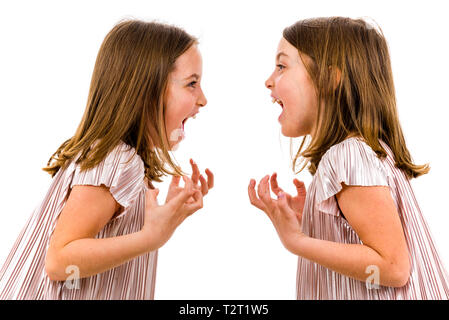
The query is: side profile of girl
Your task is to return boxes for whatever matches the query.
[248,17,449,299]
[0,19,213,300]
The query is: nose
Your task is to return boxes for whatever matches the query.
[265,75,274,89]
[197,87,207,107]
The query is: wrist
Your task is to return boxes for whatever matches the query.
[286,232,308,256]
[137,228,160,253]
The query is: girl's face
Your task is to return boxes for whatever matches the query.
[164,44,207,150]
[265,37,318,138]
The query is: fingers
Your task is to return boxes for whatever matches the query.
[167,176,196,211]
[169,175,181,189]
[257,175,269,200]
[270,172,284,196]
[190,159,200,185]
[293,178,306,197]
[257,175,275,212]
[248,179,266,211]
[276,191,288,210]
[145,188,160,210]
[184,188,204,215]
[190,159,214,191]
[276,191,296,218]
[205,168,214,189]
[165,175,182,204]
[199,174,208,195]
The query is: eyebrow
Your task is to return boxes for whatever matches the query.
[276,52,289,61]
[183,73,200,81]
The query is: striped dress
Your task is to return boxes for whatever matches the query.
[297,136,449,299]
[0,141,158,299]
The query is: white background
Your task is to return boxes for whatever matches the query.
[0,0,448,299]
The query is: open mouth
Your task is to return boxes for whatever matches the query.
[181,113,197,129]
[272,98,284,108]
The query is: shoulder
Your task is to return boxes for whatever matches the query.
[323,137,373,158]
[71,140,146,210]
[319,137,381,168]
[316,136,389,182]
[313,137,392,215]
[72,140,145,186]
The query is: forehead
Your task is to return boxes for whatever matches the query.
[172,45,202,78]
[276,37,300,61]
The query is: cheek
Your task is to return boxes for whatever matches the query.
[164,97,177,128]
[165,93,190,127]
[277,77,298,107]
[287,75,317,110]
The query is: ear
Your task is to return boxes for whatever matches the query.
[328,65,342,91]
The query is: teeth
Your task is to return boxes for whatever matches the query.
[272,98,283,106]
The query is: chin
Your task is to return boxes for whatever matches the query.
[281,127,301,138]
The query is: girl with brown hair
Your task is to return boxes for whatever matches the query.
[0,19,214,299]
[248,16,449,299]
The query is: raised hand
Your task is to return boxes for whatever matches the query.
[165,158,214,204]
[248,174,307,252]
[269,172,306,221]
[142,176,203,249]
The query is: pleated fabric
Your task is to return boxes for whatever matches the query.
[297,137,449,299]
[0,141,158,299]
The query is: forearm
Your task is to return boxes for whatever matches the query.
[290,235,409,287]
[47,230,153,281]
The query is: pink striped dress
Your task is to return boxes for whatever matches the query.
[0,141,158,299]
[297,136,449,299]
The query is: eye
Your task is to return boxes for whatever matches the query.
[188,81,198,88]
[276,64,285,71]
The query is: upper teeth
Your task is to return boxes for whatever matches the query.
[272,98,283,105]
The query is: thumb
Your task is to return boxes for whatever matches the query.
[277,192,292,213]
[167,176,196,211]
[169,175,181,188]
[145,188,160,209]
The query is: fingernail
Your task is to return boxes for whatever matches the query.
[278,192,285,199]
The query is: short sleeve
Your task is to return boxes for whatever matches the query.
[70,142,145,211]
[314,138,390,216]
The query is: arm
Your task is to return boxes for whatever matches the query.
[45,159,213,282]
[45,185,153,281]
[289,184,410,287]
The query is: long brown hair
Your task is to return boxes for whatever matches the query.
[43,19,197,182]
[284,17,429,179]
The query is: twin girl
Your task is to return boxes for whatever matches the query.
[1,17,448,300]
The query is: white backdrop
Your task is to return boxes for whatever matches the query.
[0,0,448,299]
